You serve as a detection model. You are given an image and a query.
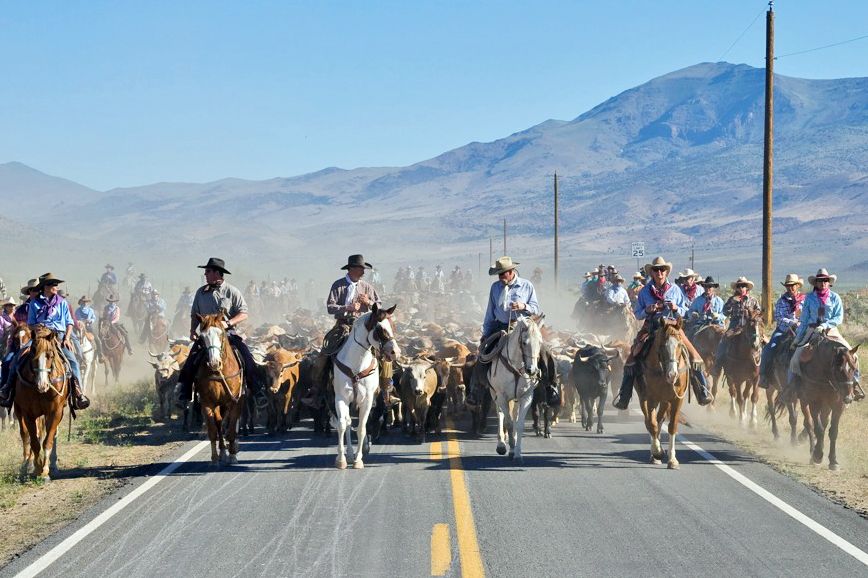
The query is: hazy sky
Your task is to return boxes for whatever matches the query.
[2,0,867,190]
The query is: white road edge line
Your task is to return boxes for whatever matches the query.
[15,440,210,578]
[681,437,868,567]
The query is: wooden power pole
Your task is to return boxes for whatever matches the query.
[554,172,559,294]
[762,1,775,326]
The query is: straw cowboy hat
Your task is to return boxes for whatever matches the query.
[780,273,804,287]
[808,268,837,286]
[584,272,593,279]
[341,254,373,270]
[730,276,755,291]
[632,272,644,280]
[78,295,92,305]
[699,276,719,288]
[643,256,672,276]
[1,297,16,307]
[198,257,231,275]
[20,278,39,296]
[612,273,625,283]
[489,256,519,276]
[676,268,701,281]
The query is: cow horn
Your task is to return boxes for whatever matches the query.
[148,348,160,358]
[578,355,591,363]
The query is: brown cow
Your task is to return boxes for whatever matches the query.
[264,348,303,435]
[399,359,441,443]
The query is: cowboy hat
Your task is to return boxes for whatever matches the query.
[106,293,119,303]
[632,272,644,280]
[643,256,672,276]
[730,276,755,291]
[808,268,837,286]
[341,254,373,271]
[38,272,64,287]
[20,278,39,296]
[489,256,519,276]
[612,273,625,283]
[699,276,719,288]
[1,297,16,307]
[198,257,231,275]
[676,268,700,281]
[78,295,92,304]
[105,264,114,269]
[584,272,593,279]
[780,273,804,287]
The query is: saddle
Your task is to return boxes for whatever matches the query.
[477,331,507,364]
[321,323,351,356]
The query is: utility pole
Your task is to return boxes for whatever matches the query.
[554,172,559,294]
[762,1,775,326]
[690,240,695,271]
[503,218,507,254]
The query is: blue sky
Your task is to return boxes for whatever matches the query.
[2,0,867,190]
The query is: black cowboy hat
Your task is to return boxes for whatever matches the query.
[38,272,64,287]
[341,254,373,270]
[198,257,231,275]
[105,264,114,269]
[699,276,719,288]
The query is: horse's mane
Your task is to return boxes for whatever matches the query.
[198,312,226,331]
[31,325,57,354]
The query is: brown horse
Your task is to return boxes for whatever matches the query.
[764,329,806,444]
[194,312,244,465]
[785,336,860,470]
[636,317,691,469]
[148,315,169,353]
[689,323,725,407]
[98,319,126,386]
[13,326,68,480]
[720,310,763,427]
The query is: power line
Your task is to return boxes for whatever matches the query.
[776,33,868,59]
[718,6,766,61]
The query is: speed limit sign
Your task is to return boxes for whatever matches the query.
[631,242,645,258]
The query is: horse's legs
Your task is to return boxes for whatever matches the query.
[202,406,219,463]
[727,373,738,418]
[748,379,759,428]
[18,414,34,479]
[643,401,663,463]
[512,391,534,463]
[597,386,607,434]
[667,400,684,470]
[800,399,816,456]
[828,403,843,470]
[494,395,509,456]
[765,386,779,440]
[25,415,42,478]
[353,389,374,469]
[335,396,350,469]
[787,399,799,446]
[40,410,64,479]
[811,405,830,465]
[225,401,242,465]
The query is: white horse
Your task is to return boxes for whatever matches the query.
[332,304,400,470]
[487,316,542,463]
[76,322,97,395]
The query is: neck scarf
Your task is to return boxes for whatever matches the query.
[650,281,670,303]
[782,292,804,315]
[683,283,698,301]
[814,287,831,305]
[35,294,62,324]
[702,294,713,313]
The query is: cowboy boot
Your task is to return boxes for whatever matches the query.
[71,377,90,410]
[854,370,865,401]
[690,366,714,406]
[0,379,13,409]
[613,363,636,410]
[175,381,192,410]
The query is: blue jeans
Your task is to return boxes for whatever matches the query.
[759,329,785,380]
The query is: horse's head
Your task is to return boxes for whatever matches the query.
[30,325,58,392]
[197,311,229,372]
[516,316,542,377]
[831,342,861,404]
[656,319,684,385]
[362,303,401,362]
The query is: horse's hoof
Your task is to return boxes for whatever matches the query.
[829,463,841,471]
[509,451,515,460]
[535,431,542,437]
[544,432,551,439]
[597,428,604,435]
[496,445,507,455]
[668,461,680,470]
[336,457,347,470]
[651,457,662,465]
[353,460,364,469]
[227,454,238,465]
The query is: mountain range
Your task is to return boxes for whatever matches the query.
[2,61,866,288]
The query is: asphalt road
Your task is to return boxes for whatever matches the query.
[4,410,868,577]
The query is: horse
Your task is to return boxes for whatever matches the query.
[486,316,542,463]
[783,335,860,470]
[128,292,147,333]
[147,314,169,353]
[688,321,725,408]
[75,321,97,395]
[720,310,763,427]
[764,329,805,444]
[98,319,125,386]
[332,304,400,470]
[193,311,245,464]
[636,317,691,469]
[13,326,68,480]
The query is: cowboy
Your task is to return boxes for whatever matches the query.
[176,258,266,408]
[788,268,863,400]
[0,280,40,394]
[613,256,713,410]
[605,274,630,308]
[676,268,704,308]
[176,286,194,315]
[758,274,804,389]
[627,272,645,303]
[714,276,762,366]
[75,296,97,330]
[467,256,541,407]
[326,255,381,323]
[140,289,167,343]
[133,273,152,297]
[0,297,16,356]
[102,293,134,356]
[0,276,6,301]
[687,276,725,329]
[432,265,446,293]
[100,264,118,287]
[0,273,90,409]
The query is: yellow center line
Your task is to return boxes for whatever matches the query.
[444,416,485,577]
[431,523,451,576]
[430,441,442,461]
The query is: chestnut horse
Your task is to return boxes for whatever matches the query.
[194,312,244,465]
[720,310,763,427]
[636,317,690,469]
[13,326,68,481]
[786,335,860,470]
[148,315,169,354]
[98,318,125,386]
[689,323,725,407]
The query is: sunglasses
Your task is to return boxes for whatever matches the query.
[736,284,749,288]
[651,267,667,273]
